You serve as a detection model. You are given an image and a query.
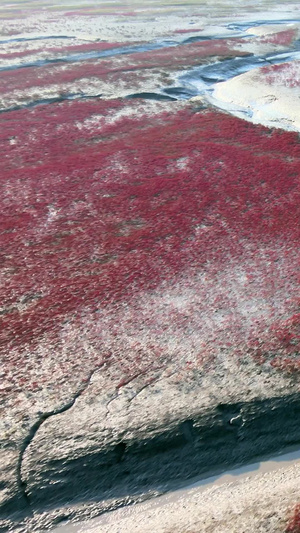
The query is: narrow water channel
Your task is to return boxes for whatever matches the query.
[2,17,300,116]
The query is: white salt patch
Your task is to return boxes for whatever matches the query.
[246,23,300,37]
[210,62,300,131]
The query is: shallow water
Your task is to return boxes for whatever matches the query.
[0,35,73,44]
[227,18,300,31]
[0,40,179,72]
[2,17,300,115]
[2,17,295,72]
[169,48,300,102]
[0,93,103,113]
[3,40,300,114]
[2,14,300,119]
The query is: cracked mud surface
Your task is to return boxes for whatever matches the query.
[1,1,300,532]
[16,366,103,513]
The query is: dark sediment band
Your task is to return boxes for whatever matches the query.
[5,391,300,528]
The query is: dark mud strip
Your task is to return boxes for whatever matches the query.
[182,35,234,44]
[0,91,173,114]
[179,31,247,44]
[266,48,300,63]
[0,23,285,73]
[227,18,300,31]
[0,28,247,48]
[183,55,267,84]
[0,93,103,113]
[125,92,176,101]
[0,36,73,44]
[22,392,300,522]
[0,40,179,72]
[1,17,300,74]
[164,86,199,98]
[53,446,300,533]
[1,17,297,47]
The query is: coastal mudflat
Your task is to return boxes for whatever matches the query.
[0,2,300,532]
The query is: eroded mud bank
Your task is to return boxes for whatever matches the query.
[4,390,300,531]
[24,394,300,523]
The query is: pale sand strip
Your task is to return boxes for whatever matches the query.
[209,60,300,131]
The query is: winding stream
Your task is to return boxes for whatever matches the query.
[2,43,300,114]
[0,40,180,72]
[1,18,300,118]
